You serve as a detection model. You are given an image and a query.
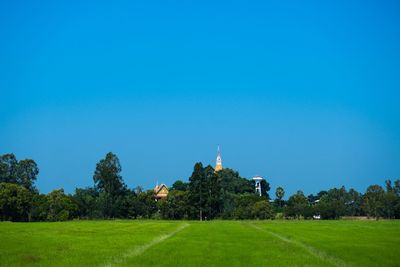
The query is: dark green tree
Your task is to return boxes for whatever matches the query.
[346,188,363,216]
[393,179,400,218]
[46,189,78,221]
[159,190,189,219]
[135,190,158,218]
[205,165,221,219]
[171,180,189,191]
[317,187,348,219]
[121,189,140,219]
[0,154,18,184]
[93,152,126,218]
[382,180,399,219]
[394,179,400,196]
[30,193,49,221]
[188,163,208,220]
[252,200,274,219]
[363,185,385,219]
[285,190,312,219]
[217,168,252,217]
[73,187,99,218]
[218,168,253,194]
[0,183,32,221]
[0,154,39,192]
[233,193,259,219]
[260,179,271,199]
[16,159,39,192]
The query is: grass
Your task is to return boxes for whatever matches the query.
[0,220,399,266]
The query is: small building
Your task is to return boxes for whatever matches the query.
[252,176,264,197]
[154,183,169,200]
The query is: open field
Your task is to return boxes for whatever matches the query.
[0,220,399,267]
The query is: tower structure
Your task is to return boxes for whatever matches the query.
[215,145,223,172]
[252,176,263,196]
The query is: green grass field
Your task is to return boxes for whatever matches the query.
[0,220,399,267]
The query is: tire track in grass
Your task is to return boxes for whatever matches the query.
[247,223,349,267]
[102,223,189,267]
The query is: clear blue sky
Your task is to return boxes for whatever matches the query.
[1,0,399,197]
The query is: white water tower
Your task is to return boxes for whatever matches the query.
[252,176,263,197]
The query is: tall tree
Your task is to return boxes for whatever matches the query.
[260,180,271,199]
[383,180,399,219]
[205,165,221,219]
[394,179,400,197]
[363,185,385,219]
[17,159,39,192]
[0,154,18,184]
[393,179,400,218]
[0,154,39,192]
[188,162,208,220]
[93,152,126,218]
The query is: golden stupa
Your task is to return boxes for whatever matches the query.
[215,145,223,172]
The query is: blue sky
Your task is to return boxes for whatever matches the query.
[1,0,399,197]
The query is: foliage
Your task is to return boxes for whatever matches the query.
[363,185,386,218]
[218,168,253,194]
[0,182,32,221]
[93,152,126,218]
[259,179,271,199]
[16,159,39,192]
[170,180,189,191]
[285,190,312,219]
[30,193,49,221]
[233,193,260,219]
[0,154,38,192]
[1,153,400,222]
[188,162,209,220]
[217,168,254,218]
[252,200,274,219]
[0,154,18,184]
[46,189,78,221]
[346,188,363,216]
[317,187,348,219]
[159,190,189,219]
[135,190,158,218]
[73,187,99,218]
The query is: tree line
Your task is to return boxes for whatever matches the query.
[1,152,399,222]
